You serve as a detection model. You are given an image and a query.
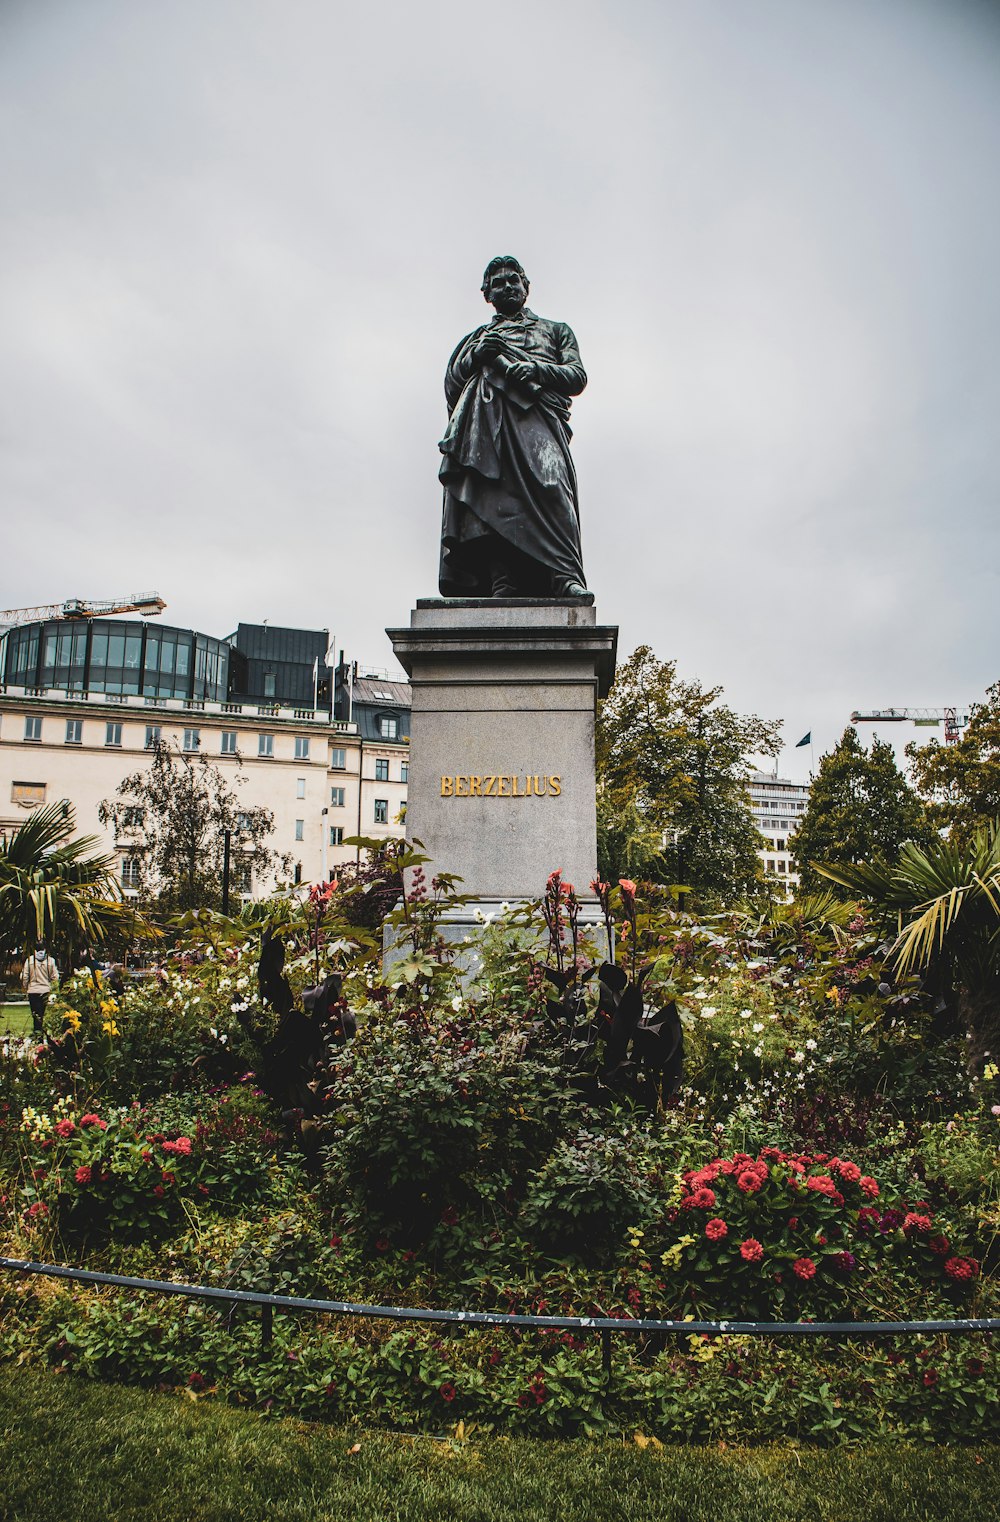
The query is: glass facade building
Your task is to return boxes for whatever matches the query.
[2,619,231,702]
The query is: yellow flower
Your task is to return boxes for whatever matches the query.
[101,1020,120,1037]
[100,999,118,1017]
[63,1010,82,1032]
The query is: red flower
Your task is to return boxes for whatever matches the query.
[439,1382,457,1402]
[618,878,637,898]
[792,1257,817,1281]
[74,1165,92,1185]
[705,1218,728,1242]
[805,1175,837,1198]
[787,1217,799,1230]
[188,1372,207,1392]
[966,1358,986,1377]
[740,1238,764,1263]
[886,1351,904,1366]
[922,1369,938,1388]
[736,1170,763,1194]
[903,1213,932,1234]
[517,1392,535,1409]
[440,1206,459,1227]
[859,1176,879,1199]
[836,1160,861,1183]
[944,1256,978,1282]
[928,1234,951,1256]
[152,1185,165,1199]
[682,1187,717,1210]
[80,1113,107,1130]
[161,1170,176,1186]
[374,1236,390,1253]
[54,1119,75,1138]
[174,1136,193,1155]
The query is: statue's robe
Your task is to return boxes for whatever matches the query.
[438,308,587,596]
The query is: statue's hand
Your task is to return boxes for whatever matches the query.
[507,361,537,387]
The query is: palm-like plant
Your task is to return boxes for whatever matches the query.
[816,822,1000,1074]
[0,801,138,966]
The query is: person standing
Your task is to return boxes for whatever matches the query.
[21,941,58,1036]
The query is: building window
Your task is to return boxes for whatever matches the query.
[329,826,344,846]
[183,728,200,752]
[330,786,345,807]
[65,720,82,745]
[263,672,276,698]
[236,812,250,832]
[23,716,42,742]
[145,725,161,749]
[375,758,389,782]
[294,736,310,760]
[122,859,141,890]
[293,862,302,884]
[235,865,252,893]
[778,861,787,873]
[374,798,388,824]
[401,762,408,783]
[258,733,274,758]
[777,838,785,851]
[379,715,398,740]
[11,781,45,805]
[294,819,304,842]
[296,778,306,799]
[221,730,238,755]
[105,722,123,747]
[331,747,346,770]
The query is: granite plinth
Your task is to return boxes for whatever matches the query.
[386,599,617,904]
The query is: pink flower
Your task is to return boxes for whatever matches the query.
[792,1257,817,1281]
[74,1165,92,1185]
[705,1218,728,1242]
[740,1238,764,1264]
[174,1136,193,1155]
[79,1114,108,1130]
[54,1119,75,1138]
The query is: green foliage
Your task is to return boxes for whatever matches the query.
[817,821,1000,1073]
[519,1123,661,1263]
[596,646,781,906]
[792,728,932,895]
[908,680,1000,842]
[0,802,141,968]
[98,740,292,916]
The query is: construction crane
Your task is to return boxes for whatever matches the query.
[0,593,166,628]
[851,707,970,745]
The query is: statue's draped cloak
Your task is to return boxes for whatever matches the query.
[438,308,587,596]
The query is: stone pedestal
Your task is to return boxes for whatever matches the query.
[386,599,617,906]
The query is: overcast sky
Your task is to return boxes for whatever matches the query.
[3,0,999,781]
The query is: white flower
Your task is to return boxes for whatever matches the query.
[693,989,706,1000]
[702,1006,717,1016]
[752,1022,764,1034]
[451,995,463,1012]
[753,1046,764,1058]
[791,1051,805,1064]
[740,1009,753,1020]
[805,1038,817,1050]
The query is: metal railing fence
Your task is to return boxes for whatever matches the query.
[2,1256,997,1382]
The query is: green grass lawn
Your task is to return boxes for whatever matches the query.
[0,1001,30,1036]
[0,1367,997,1522]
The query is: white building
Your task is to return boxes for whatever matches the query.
[748,770,810,896]
[0,616,410,898]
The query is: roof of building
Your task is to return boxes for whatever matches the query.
[352,675,411,708]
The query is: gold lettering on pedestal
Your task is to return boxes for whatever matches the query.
[439,773,563,797]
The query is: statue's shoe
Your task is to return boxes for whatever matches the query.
[557,580,594,602]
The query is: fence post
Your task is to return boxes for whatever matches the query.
[260,1301,273,1350]
[601,1327,612,1389]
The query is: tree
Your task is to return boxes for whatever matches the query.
[98,741,292,914]
[0,801,136,970]
[907,680,1000,843]
[596,646,781,905]
[791,728,931,895]
[817,822,1000,1075]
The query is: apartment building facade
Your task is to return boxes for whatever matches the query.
[748,769,811,895]
[0,618,410,897]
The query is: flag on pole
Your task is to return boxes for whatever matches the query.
[312,657,319,680]
[796,732,811,747]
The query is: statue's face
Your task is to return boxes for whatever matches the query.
[486,265,528,316]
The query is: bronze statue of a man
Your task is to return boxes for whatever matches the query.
[438,256,590,599]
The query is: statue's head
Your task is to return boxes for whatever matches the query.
[482,255,529,315]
